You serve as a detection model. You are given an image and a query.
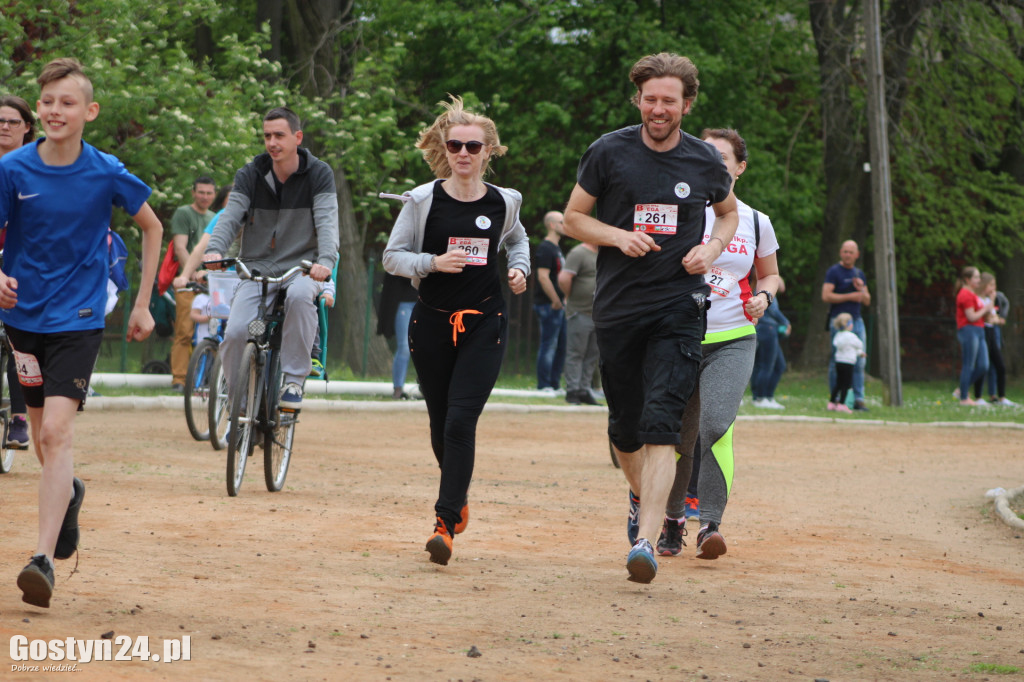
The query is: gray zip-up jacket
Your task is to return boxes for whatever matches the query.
[382,180,531,288]
[207,148,339,273]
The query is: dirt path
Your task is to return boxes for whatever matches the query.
[2,407,1023,680]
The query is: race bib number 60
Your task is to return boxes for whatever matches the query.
[447,237,489,266]
[633,203,678,235]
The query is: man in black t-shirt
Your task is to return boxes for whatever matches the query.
[533,210,566,391]
[563,52,739,584]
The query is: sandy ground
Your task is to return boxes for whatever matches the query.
[2,406,1023,681]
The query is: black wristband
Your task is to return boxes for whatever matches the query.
[756,290,773,306]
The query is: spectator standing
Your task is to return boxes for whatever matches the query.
[973,273,1013,405]
[169,176,216,391]
[533,211,566,392]
[0,94,36,449]
[822,240,871,410]
[751,277,790,409]
[828,313,865,413]
[954,266,991,407]
[558,241,600,405]
[377,272,419,399]
[563,53,739,583]
[989,284,1016,406]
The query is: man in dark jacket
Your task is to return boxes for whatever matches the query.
[205,107,339,409]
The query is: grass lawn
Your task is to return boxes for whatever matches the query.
[91,363,1024,425]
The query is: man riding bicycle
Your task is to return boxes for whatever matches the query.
[204,107,339,409]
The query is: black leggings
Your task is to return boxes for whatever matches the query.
[410,297,508,533]
[831,362,854,404]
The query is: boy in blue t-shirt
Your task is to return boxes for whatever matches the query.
[0,58,163,608]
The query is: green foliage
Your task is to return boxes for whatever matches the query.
[0,0,282,235]
[890,3,1024,286]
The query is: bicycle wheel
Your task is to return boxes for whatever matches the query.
[226,343,262,496]
[208,354,230,451]
[264,351,295,492]
[0,350,14,474]
[184,339,218,441]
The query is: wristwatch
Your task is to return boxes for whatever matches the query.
[756,290,773,306]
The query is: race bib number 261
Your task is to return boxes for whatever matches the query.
[633,203,678,235]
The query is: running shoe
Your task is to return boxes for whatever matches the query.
[54,477,85,560]
[308,359,324,379]
[827,402,837,411]
[764,398,786,409]
[280,382,304,410]
[5,416,29,449]
[426,517,453,566]
[656,517,687,556]
[683,496,700,522]
[627,490,640,546]
[696,522,727,560]
[626,538,658,583]
[998,398,1018,407]
[835,404,853,414]
[17,555,55,608]
[974,400,992,409]
[852,400,870,412]
[454,502,469,534]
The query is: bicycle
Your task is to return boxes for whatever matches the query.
[182,281,227,442]
[0,320,18,474]
[211,258,319,496]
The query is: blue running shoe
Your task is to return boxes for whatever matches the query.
[684,495,700,523]
[627,490,640,546]
[626,538,658,583]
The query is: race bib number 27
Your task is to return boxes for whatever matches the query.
[633,203,678,235]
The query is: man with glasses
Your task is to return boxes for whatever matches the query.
[204,107,338,411]
[563,53,738,584]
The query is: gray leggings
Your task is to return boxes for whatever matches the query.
[667,334,756,526]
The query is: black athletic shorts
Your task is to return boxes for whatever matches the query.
[5,326,103,409]
[596,294,706,453]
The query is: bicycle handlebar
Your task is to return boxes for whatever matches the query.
[203,258,327,283]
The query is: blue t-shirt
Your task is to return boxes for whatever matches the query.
[824,262,866,320]
[0,139,151,332]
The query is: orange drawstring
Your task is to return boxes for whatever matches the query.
[448,309,482,346]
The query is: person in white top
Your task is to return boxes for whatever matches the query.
[828,313,866,413]
[657,128,783,561]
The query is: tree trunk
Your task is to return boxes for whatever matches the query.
[800,0,871,370]
[257,0,284,63]
[332,167,393,376]
[800,0,939,371]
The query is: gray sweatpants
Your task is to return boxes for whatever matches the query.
[563,311,600,394]
[219,273,321,394]
[667,334,756,526]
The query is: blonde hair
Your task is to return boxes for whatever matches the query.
[832,312,853,331]
[415,95,507,179]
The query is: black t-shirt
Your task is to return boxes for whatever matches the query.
[532,239,565,305]
[418,180,507,310]
[576,125,733,327]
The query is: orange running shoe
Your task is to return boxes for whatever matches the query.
[454,503,469,534]
[426,517,453,565]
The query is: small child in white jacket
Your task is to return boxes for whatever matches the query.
[829,313,866,413]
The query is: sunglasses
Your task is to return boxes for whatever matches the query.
[445,139,485,155]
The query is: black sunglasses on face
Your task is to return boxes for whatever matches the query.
[445,139,485,154]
